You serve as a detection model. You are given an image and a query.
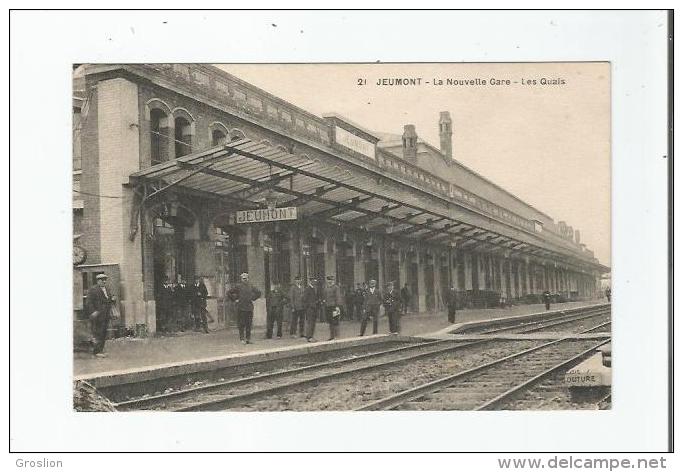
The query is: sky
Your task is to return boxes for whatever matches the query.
[218,63,610,266]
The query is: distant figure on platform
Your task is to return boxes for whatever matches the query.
[383,281,401,334]
[353,283,365,320]
[191,276,209,333]
[228,272,262,344]
[156,276,174,333]
[288,276,306,338]
[266,283,288,339]
[360,279,382,336]
[543,290,552,311]
[323,275,344,341]
[303,276,322,342]
[400,283,411,315]
[446,285,458,324]
[86,274,116,358]
[605,286,611,303]
[174,275,190,332]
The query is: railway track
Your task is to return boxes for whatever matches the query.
[101,304,611,412]
[357,337,610,411]
[471,305,611,335]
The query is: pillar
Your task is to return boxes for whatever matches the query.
[324,237,337,283]
[416,250,427,312]
[464,252,473,290]
[95,77,154,332]
[434,254,442,310]
[399,250,408,289]
[353,241,365,285]
[245,228,267,326]
[289,232,302,279]
[499,257,506,295]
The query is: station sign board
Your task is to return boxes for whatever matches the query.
[235,207,298,224]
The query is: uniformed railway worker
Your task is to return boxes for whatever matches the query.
[265,283,288,339]
[86,274,117,358]
[322,275,344,341]
[191,276,210,333]
[156,277,174,333]
[543,290,552,311]
[446,285,458,324]
[353,283,365,320]
[303,276,323,342]
[400,283,411,315]
[288,275,306,338]
[383,281,401,334]
[174,275,190,331]
[228,272,262,344]
[360,279,382,336]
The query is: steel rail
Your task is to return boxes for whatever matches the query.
[475,339,611,410]
[356,328,608,411]
[112,306,610,411]
[478,307,610,335]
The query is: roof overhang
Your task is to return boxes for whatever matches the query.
[129,139,607,272]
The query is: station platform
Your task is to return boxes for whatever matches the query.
[74,300,601,376]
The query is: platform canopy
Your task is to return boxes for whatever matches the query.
[128,138,602,270]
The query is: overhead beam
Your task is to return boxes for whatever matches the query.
[307,196,374,219]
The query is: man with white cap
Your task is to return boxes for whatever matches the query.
[228,272,262,344]
[86,273,116,358]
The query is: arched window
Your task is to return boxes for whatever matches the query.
[212,129,227,146]
[150,108,170,165]
[174,116,192,158]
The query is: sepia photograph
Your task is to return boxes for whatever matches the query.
[71,62,612,413]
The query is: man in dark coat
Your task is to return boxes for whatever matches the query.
[156,276,174,333]
[303,276,322,342]
[228,272,262,344]
[543,290,552,311]
[86,274,116,358]
[446,285,458,323]
[360,279,382,336]
[288,276,306,338]
[605,286,611,302]
[400,283,411,315]
[266,283,288,339]
[322,275,344,341]
[191,276,210,333]
[174,275,191,332]
[383,281,401,334]
[353,283,365,321]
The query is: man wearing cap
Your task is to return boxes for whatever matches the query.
[288,275,306,338]
[191,276,210,334]
[302,276,322,342]
[265,283,288,339]
[86,274,117,358]
[228,272,262,344]
[323,275,344,341]
[360,279,382,336]
[383,281,401,334]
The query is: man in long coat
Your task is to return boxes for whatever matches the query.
[303,276,322,342]
[288,276,306,338]
[86,273,116,358]
[446,285,458,323]
[322,275,344,341]
[360,279,382,336]
[191,276,210,333]
[228,272,262,344]
[383,281,402,334]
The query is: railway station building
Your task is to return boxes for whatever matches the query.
[72,64,609,336]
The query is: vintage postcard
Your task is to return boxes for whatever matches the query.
[71,62,611,413]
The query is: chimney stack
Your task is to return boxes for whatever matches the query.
[402,124,418,160]
[439,111,453,159]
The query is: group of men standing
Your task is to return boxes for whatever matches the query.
[156,275,210,334]
[228,273,412,344]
